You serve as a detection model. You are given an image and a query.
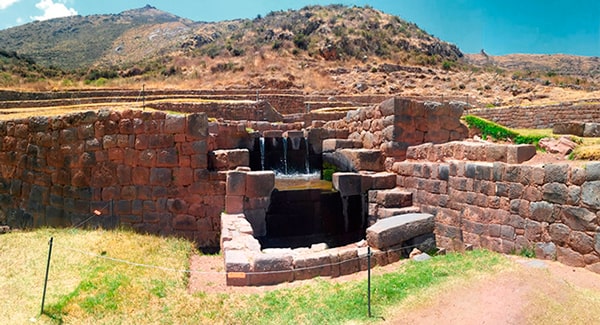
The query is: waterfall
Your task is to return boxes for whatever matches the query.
[282,137,288,175]
[259,137,265,171]
[304,136,310,174]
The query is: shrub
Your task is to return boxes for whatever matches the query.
[463,115,548,147]
[293,33,309,50]
[462,115,518,141]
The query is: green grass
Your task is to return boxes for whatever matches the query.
[463,115,551,147]
[1,228,508,324]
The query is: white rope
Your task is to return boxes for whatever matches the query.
[54,241,427,276]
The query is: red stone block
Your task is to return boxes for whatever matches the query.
[191,154,208,169]
[157,148,179,167]
[174,134,186,143]
[150,168,172,186]
[173,167,193,186]
[132,167,150,184]
[248,252,294,286]
[226,171,246,196]
[119,119,134,134]
[179,155,191,167]
[165,115,186,134]
[245,171,275,198]
[135,135,149,150]
[173,214,197,231]
[225,195,244,214]
[149,134,174,149]
[108,148,124,162]
[138,149,156,167]
[71,170,89,187]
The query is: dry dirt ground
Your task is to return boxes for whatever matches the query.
[188,253,600,324]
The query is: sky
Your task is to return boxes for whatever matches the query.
[0,0,599,56]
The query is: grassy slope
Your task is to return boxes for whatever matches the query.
[2,228,509,324]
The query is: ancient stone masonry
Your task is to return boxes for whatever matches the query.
[0,109,225,247]
[468,101,600,129]
[220,169,429,286]
[393,148,600,274]
[324,97,468,162]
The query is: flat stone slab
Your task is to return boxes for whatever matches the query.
[366,213,434,250]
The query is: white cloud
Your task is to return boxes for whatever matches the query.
[31,0,77,21]
[0,0,20,10]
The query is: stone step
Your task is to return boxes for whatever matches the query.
[322,139,363,152]
[369,187,413,208]
[366,213,435,250]
[377,206,421,219]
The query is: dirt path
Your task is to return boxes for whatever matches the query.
[389,257,600,324]
[188,254,600,324]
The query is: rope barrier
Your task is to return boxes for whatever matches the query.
[52,240,428,276]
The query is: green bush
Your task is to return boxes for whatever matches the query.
[463,115,546,147]
[462,115,518,141]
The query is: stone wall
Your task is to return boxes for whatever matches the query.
[324,98,468,161]
[468,102,600,129]
[0,109,225,248]
[221,169,402,286]
[393,154,600,274]
[149,101,284,122]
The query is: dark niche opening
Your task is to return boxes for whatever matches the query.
[258,188,365,249]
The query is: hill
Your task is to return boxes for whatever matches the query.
[0,4,599,108]
[0,5,191,70]
[0,5,461,71]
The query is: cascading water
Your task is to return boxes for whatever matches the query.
[281,137,288,175]
[304,136,310,174]
[259,136,265,171]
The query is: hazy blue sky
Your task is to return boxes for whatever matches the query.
[1,0,599,56]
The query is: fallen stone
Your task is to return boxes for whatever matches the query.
[538,136,576,155]
[412,253,432,262]
[0,225,9,234]
[366,213,435,250]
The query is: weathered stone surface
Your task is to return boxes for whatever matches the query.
[549,223,570,245]
[187,113,208,138]
[561,206,597,231]
[538,136,577,155]
[569,231,595,254]
[209,149,249,171]
[553,121,584,136]
[322,139,362,152]
[375,188,413,208]
[529,201,556,223]
[366,213,434,250]
[535,242,557,260]
[581,181,600,209]
[332,172,362,196]
[507,145,536,164]
[245,171,274,198]
[293,251,332,280]
[542,183,568,204]
[544,164,569,183]
[585,162,600,181]
[225,250,252,286]
[245,209,266,237]
[583,123,600,137]
[335,149,385,172]
[249,252,294,285]
[557,246,586,267]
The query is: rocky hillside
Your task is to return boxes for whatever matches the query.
[0,5,192,69]
[1,4,599,108]
[0,5,461,71]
